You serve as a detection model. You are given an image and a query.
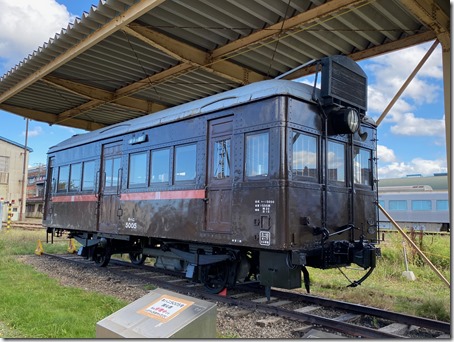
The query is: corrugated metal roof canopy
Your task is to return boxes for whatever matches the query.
[0,0,449,131]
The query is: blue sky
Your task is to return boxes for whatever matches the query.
[0,0,448,179]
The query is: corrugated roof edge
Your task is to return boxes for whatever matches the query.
[0,136,33,152]
[48,79,317,153]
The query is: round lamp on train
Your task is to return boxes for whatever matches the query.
[328,107,360,135]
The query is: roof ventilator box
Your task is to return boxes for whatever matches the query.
[320,55,367,116]
[96,288,217,338]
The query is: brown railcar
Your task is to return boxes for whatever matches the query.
[44,56,379,293]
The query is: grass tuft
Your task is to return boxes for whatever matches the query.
[0,229,126,338]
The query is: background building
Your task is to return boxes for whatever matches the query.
[378,174,449,232]
[0,136,32,222]
[26,163,46,218]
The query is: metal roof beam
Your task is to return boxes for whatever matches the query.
[0,0,166,104]
[43,76,167,113]
[211,0,367,60]
[123,23,267,85]
[281,30,437,80]
[399,0,450,47]
[0,103,105,130]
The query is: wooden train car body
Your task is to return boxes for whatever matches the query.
[44,56,379,291]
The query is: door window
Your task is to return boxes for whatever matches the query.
[104,157,121,191]
[213,139,231,179]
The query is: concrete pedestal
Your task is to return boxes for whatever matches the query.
[96,288,217,338]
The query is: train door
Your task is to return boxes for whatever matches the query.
[98,142,122,233]
[206,117,233,233]
[43,156,55,223]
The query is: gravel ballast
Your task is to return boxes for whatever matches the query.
[20,255,306,338]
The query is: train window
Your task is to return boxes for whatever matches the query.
[436,200,449,211]
[412,200,432,211]
[57,165,69,192]
[128,152,147,188]
[245,132,269,178]
[69,163,81,191]
[389,200,407,211]
[82,161,95,191]
[174,144,196,182]
[327,141,345,183]
[104,157,121,190]
[151,148,170,184]
[353,147,371,186]
[213,139,231,179]
[292,132,317,180]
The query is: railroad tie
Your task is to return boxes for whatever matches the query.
[378,323,409,336]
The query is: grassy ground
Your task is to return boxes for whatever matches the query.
[0,227,451,338]
[0,228,127,338]
[307,232,451,322]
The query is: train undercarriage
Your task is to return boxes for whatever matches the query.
[46,227,377,295]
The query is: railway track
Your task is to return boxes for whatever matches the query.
[41,252,450,339]
[4,221,44,230]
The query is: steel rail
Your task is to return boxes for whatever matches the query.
[40,253,450,338]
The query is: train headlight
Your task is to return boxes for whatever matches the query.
[328,107,360,135]
[346,108,359,133]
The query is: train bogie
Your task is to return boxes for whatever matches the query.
[44,55,379,293]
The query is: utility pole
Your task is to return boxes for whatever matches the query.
[19,118,29,221]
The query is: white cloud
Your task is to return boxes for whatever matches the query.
[0,0,71,71]
[365,43,445,138]
[378,157,447,179]
[365,43,443,114]
[26,126,44,137]
[377,145,396,163]
[389,113,445,136]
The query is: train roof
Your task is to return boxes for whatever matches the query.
[378,174,448,192]
[48,79,317,153]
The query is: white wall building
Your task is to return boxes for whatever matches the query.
[0,136,32,222]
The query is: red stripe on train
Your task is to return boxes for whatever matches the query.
[121,190,205,201]
[52,190,205,202]
[52,194,97,202]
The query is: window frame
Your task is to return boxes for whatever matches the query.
[173,143,197,183]
[128,151,148,189]
[81,160,96,192]
[212,138,232,181]
[69,163,82,192]
[57,165,69,193]
[411,200,432,211]
[389,200,408,211]
[436,200,449,211]
[327,140,346,184]
[104,156,122,191]
[291,130,319,182]
[353,146,373,188]
[150,147,171,185]
[245,130,270,179]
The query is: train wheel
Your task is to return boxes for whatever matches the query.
[129,252,146,265]
[201,262,229,294]
[93,245,111,267]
